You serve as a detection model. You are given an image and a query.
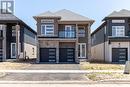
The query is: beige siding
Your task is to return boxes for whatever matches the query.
[24,43,37,59]
[104,41,110,62]
[91,42,104,62]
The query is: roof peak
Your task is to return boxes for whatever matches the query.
[34,9,94,22]
[103,9,130,20]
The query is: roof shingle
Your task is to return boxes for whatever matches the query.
[34,9,94,22]
[106,9,130,18]
[0,13,20,21]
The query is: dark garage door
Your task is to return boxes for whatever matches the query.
[0,40,2,60]
[112,48,128,63]
[40,48,56,63]
[59,48,75,63]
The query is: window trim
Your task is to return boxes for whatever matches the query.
[112,26,125,37]
[65,25,74,37]
[78,43,86,58]
[112,20,125,23]
[41,24,54,36]
[41,19,54,23]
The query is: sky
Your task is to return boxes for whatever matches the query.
[14,0,130,32]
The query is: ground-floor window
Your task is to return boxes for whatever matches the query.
[78,43,86,58]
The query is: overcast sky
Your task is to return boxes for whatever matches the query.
[14,0,130,32]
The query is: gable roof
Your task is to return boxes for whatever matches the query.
[0,13,36,34]
[54,9,93,21]
[0,13,20,21]
[34,9,94,22]
[35,11,61,18]
[104,9,130,20]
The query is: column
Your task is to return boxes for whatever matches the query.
[2,25,6,61]
[36,39,40,63]
[75,24,79,63]
[56,42,59,63]
[88,23,91,61]
[16,24,20,60]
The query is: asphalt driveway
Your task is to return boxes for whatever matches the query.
[0,73,87,81]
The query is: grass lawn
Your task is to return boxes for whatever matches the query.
[86,72,130,81]
[80,62,124,70]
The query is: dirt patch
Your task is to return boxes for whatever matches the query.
[0,62,31,70]
[80,62,124,70]
[86,72,130,81]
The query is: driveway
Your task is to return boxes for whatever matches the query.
[25,64,81,70]
[0,73,87,81]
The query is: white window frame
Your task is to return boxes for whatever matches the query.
[112,20,125,23]
[41,24,54,36]
[112,26,125,37]
[65,25,74,37]
[78,43,86,58]
[11,43,21,58]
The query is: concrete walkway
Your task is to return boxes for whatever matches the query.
[25,64,80,70]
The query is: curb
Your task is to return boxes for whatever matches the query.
[0,70,123,73]
[0,81,130,84]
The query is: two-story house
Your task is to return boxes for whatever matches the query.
[91,9,130,63]
[0,13,37,61]
[34,9,94,63]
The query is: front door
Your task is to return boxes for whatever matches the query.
[11,43,16,58]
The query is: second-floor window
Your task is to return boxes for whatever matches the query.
[12,26,16,37]
[112,26,125,37]
[65,25,75,38]
[41,24,54,36]
[78,26,85,37]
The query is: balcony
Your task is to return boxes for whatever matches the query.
[59,31,76,38]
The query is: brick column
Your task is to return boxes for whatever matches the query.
[36,39,40,63]
[56,44,59,63]
[88,24,91,61]
[75,24,79,63]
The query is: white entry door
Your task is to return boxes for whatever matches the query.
[11,43,16,58]
[78,43,86,58]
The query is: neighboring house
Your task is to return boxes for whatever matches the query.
[34,9,94,63]
[0,13,37,61]
[91,9,130,63]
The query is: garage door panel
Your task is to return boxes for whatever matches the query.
[40,48,56,63]
[112,48,127,63]
[59,48,75,62]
